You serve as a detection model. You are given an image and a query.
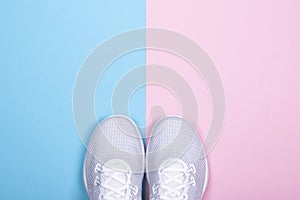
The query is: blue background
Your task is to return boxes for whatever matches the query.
[0,1,146,199]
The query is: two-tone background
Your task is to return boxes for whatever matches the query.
[1,0,300,199]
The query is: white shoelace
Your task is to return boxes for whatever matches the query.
[94,163,138,200]
[152,159,196,200]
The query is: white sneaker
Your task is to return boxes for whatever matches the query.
[146,116,208,200]
[83,115,145,200]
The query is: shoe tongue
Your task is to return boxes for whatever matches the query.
[109,172,127,187]
[163,171,185,188]
[104,172,128,200]
[161,161,186,196]
[105,181,126,200]
[104,160,132,199]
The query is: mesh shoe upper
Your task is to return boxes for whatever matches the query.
[84,115,145,200]
[146,116,208,200]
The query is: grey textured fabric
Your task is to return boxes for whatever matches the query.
[146,116,208,200]
[83,115,145,200]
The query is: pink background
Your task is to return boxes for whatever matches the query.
[146,0,300,199]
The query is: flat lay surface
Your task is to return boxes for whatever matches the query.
[1,0,299,199]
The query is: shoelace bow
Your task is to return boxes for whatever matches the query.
[94,163,138,200]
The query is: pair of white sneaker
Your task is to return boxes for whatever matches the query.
[83,115,208,200]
